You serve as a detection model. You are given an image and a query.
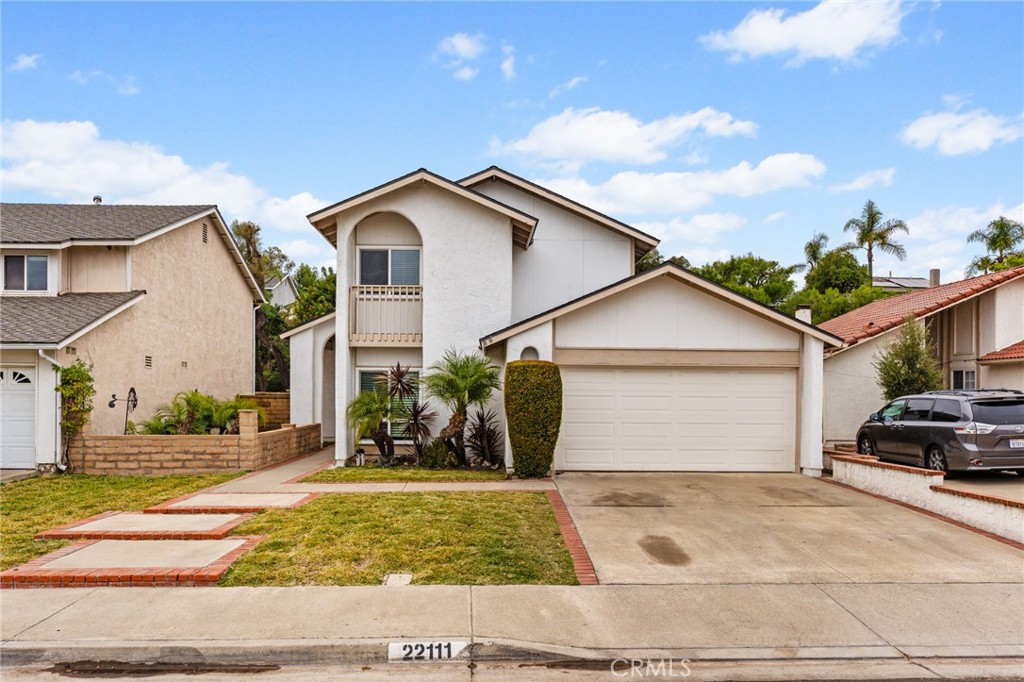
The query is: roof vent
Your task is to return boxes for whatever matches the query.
[92,195,102,205]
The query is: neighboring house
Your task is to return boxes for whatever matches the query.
[0,203,264,470]
[819,267,1024,445]
[871,274,932,293]
[265,274,298,308]
[288,166,840,474]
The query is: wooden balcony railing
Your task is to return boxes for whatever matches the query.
[349,285,423,345]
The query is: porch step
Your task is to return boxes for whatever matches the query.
[35,512,252,541]
[1,537,264,588]
[144,492,320,514]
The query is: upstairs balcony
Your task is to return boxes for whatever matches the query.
[349,285,423,346]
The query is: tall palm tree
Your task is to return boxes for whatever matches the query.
[843,200,908,281]
[966,254,996,277]
[967,216,1024,264]
[421,348,502,466]
[803,232,829,272]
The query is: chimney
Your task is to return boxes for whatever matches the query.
[795,304,812,324]
[929,269,940,288]
[92,195,103,205]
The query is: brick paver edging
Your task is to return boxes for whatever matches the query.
[143,493,322,514]
[931,484,1024,509]
[0,536,266,589]
[34,512,255,541]
[817,477,1024,551]
[546,490,598,585]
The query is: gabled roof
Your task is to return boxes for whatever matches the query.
[306,168,538,249]
[479,263,842,348]
[279,311,335,340]
[978,340,1024,364]
[0,292,145,348]
[1,204,213,244]
[459,166,660,260]
[0,203,265,302]
[819,266,1024,350]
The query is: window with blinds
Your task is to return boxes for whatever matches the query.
[358,370,420,438]
[358,249,420,286]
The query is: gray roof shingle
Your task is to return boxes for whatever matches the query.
[0,292,145,345]
[0,204,213,243]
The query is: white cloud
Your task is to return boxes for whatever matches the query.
[278,238,337,270]
[7,54,41,73]
[500,46,516,80]
[700,0,905,66]
[540,153,826,215]
[901,106,1024,155]
[763,211,787,224]
[437,32,485,81]
[634,213,745,245]
[0,119,334,264]
[438,32,485,61]
[904,201,1024,242]
[495,106,758,167]
[685,247,732,267]
[829,167,895,193]
[69,69,141,96]
[548,76,587,99]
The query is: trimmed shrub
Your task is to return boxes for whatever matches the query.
[505,360,562,478]
[419,438,454,469]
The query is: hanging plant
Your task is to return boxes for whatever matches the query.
[55,359,96,470]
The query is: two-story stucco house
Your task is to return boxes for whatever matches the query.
[0,203,264,470]
[285,167,841,475]
[819,267,1024,445]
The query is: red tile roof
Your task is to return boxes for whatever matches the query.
[819,266,1024,347]
[979,340,1024,363]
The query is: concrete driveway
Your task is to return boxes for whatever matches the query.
[555,472,1024,585]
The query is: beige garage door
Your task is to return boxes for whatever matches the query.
[558,366,797,472]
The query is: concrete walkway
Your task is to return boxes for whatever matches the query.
[3,584,1022,666]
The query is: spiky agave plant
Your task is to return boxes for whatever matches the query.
[396,400,438,461]
[465,409,504,468]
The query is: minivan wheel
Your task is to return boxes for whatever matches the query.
[858,436,874,456]
[926,447,948,473]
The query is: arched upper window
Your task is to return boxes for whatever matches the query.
[520,346,540,361]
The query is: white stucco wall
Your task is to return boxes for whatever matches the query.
[286,315,338,438]
[987,280,1024,354]
[333,184,516,460]
[800,336,825,476]
[472,181,633,322]
[823,337,887,444]
[555,276,800,350]
[981,363,1024,390]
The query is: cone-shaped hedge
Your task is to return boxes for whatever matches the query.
[504,360,562,478]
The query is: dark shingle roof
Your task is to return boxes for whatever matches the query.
[820,266,1024,346]
[0,204,213,243]
[0,292,144,345]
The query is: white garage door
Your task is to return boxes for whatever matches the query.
[0,368,36,469]
[558,366,796,472]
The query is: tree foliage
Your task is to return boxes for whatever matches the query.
[843,200,908,281]
[231,220,294,290]
[55,359,96,469]
[966,216,1024,275]
[694,253,799,306]
[804,249,869,294]
[873,316,943,401]
[779,285,893,325]
[636,248,690,273]
[291,265,337,327]
[803,232,829,272]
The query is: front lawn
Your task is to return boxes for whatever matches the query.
[221,492,576,586]
[302,466,508,483]
[0,473,240,570]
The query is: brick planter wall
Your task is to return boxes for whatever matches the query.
[238,392,290,430]
[73,410,321,476]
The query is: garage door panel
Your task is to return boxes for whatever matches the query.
[558,367,796,472]
[1,367,37,469]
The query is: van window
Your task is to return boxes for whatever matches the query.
[902,398,934,422]
[931,399,962,423]
[881,400,906,420]
[970,401,1024,425]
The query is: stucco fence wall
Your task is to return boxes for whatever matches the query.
[72,410,321,476]
[830,453,1024,544]
[238,392,291,430]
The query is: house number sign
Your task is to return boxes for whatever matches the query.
[388,641,469,661]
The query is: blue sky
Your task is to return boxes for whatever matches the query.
[3,1,1022,282]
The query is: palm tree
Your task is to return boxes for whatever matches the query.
[843,200,908,281]
[346,389,394,462]
[803,232,829,273]
[966,254,997,277]
[421,348,502,466]
[967,216,1024,264]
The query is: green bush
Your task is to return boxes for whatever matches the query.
[419,438,454,469]
[505,361,562,478]
[873,316,943,401]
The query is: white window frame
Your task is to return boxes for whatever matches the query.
[355,366,422,442]
[1,252,52,295]
[952,369,977,391]
[356,247,421,286]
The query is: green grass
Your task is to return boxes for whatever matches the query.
[221,492,576,586]
[0,473,239,570]
[302,467,509,483]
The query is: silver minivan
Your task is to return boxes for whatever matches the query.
[856,389,1024,472]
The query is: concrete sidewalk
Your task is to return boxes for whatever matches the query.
[3,584,1022,666]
